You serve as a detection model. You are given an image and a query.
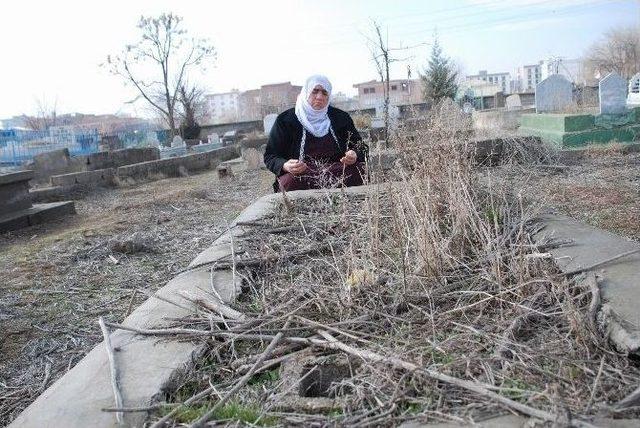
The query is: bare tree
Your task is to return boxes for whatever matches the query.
[105,13,215,139]
[585,25,640,79]
[365,21,423,143]
[24,97,58,131]
[366,21,393,143]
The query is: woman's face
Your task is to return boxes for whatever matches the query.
[308,85,329,110]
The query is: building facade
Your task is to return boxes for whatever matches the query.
[466,70,511,94]
[205,90,241,124]
[516,62,543,92]
[352,79,424,109]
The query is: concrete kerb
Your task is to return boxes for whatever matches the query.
[534,213,640,355]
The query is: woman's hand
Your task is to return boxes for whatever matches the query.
[340,150,357,166]
[282,159,308,175]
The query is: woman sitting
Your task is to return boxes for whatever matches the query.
[264,75,368,192]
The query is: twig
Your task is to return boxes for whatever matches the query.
[313,330,598,427]
[102,403,178,413]
[562,248,640,277]
[98,317,124,425]
[176,290,245,321]
[190,317,292,428]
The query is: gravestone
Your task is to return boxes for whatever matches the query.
[145,131,160,147]
[628,73,640,106]
[599,72,628,114]
[535,74,573,113]
[208,133,220,145]
[171,135,185,148]
[263,114,278,135]
[505,94,522,110]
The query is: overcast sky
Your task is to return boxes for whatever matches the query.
[0,0,638,119]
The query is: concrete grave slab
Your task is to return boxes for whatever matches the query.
[0,201,76,232]
[535,213,640,355]
[600,72,628,115]
[535,74,573,113]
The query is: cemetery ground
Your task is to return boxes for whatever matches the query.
[138,135,640,427]
[0,168,274,424]
[1,137,640,426]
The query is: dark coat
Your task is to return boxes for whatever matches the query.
[264,106,368,184]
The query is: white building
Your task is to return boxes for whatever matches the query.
[516,62,543,92]
[466,70,511,94]
[205,90,240,124]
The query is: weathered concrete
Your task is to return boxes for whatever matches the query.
[117,146,238,180]
[50,168,116,187]
[0,201,76,232]
[535,213,640,355]
[84,147,160,171]
[472,108,535,131]
[0,170,34,215]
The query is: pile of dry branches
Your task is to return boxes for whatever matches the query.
[116,104,640,427]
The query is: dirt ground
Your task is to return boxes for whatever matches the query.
[496,148,640,241]
[0,167,274,424]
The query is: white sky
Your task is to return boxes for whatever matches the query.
[0,0,638,119]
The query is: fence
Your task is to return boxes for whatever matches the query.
[0,126,167,166]
[0,129,100,166]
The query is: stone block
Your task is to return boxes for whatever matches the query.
[0,201,75,232]
[599,72,628,115]
[0,170,34,215]
[50,168,115,187]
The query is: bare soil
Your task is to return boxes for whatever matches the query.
[0,168,273,424]
[496,149,640,241]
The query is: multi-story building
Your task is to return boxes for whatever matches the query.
[237,89,262,122]
[206,82,302,124]
[205,90,240,124]
[516,62,543,92]
[466,70,511,94]
[259,82,301,116]
[352,79,424,109]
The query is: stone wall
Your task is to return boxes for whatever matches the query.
[83,147,160,171]
[116,146,239,180]
[472,108,535,131]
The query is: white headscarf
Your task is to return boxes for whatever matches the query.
[295,75,332,137]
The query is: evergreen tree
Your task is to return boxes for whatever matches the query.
[421,37,459,104]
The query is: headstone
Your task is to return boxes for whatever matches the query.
[208,133,220,145]
[171,135,185,148]
[462,102,475,114]
[505,94,522,110]
[145,131,160,147]
[627,73,640,106]
[535,74,573,113]
[599,72,628,114]
[263,114,278,135]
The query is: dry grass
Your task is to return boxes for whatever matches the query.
[141,104,640,427]
[0,168,273,426]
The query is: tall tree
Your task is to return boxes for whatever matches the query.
[106,13,215,139]
[421,37,458,104]
[585,25,640,79]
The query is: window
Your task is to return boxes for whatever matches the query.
[391,85,397,91]
[401,82,408,91]
[363,87,376,94]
